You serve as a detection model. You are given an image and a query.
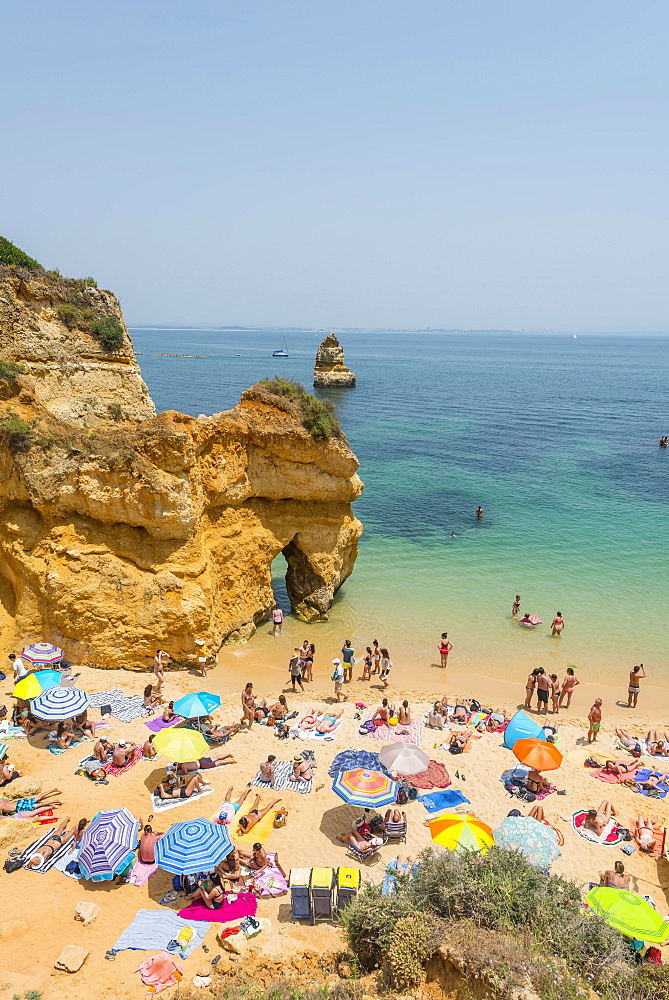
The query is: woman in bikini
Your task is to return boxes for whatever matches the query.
[268,694,289,721]
[303,644,315,683]
[584,800,616,837]
[190,872,226,909]
[237,795,282,833]
[0,761,21,787]
[25,816,80,869]
[371,640,381,675]
[143,684,161,712]
[362,647,373,681]
[241,683,256,728]
[634,817,656,854]
[647,731,669,757]
[157,772,209,800]
[524,669,539,709]
[551,612,565,637]
[56,720,74,750]
[153,649,169,692]
[559,667,579,709]
[397,701,411,725]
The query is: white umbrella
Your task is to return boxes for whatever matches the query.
[378,743,429,775]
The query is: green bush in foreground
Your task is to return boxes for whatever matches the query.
[91,315,124,350]
[258,376,340,440]
[0,361,26,379]
[0,236,41,270]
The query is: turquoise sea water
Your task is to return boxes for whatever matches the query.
[130,329,669,685]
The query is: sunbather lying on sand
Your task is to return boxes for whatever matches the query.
[177,752,236,775]
[337,830,383,854]
[0,762,21,787]
[584,799,616,836]
[634,816,657,854]
[298,708,343,733]
[647,732,669,757]
[633,772,666,792]
[0,789,62,816]
[157,773,209,799]
[25,816,76,868]
[602,759,640,775]
[448,730,473,751]
[237,794,282,833]
[216,787,252,825]
[615,728,643,755]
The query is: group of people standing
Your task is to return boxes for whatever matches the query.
[524,666,579,714]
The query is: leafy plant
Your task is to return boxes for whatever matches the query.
[91,316,124,350]
[0,361,26,379]
[2,415,33,452]
[257,377,341,440]
[387,914,445,991]
[0,236,41,270]
[338,883,417,970]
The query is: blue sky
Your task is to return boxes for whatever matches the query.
[2,1,668,331]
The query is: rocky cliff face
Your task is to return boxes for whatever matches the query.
[0,268,362,669]
[313,333,356,387]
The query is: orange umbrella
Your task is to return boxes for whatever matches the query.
[513,737,563,771]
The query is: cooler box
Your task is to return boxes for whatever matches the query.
[289,867,312,922]
[310,866,334,924]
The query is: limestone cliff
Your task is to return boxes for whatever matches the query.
[0,267,362,669]
[313,334,356,387]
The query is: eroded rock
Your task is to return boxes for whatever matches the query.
[314,334,356,387]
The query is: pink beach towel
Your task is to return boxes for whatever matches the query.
[127,859,159,886]
[103,747,143,776]
[178,891,257,923]
[590,763,640,785]
[364,715,423,745]
[241,852,288,897]
[135,953,182,994]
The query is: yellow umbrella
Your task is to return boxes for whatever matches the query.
[427,813,494,853]
[152,727,209,763]
[13,669,62,701]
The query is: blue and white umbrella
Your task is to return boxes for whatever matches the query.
[79,807,139,882]
[173,692,221,718]
[154,818,233,874]
[31,686,89,721]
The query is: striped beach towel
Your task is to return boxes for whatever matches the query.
[19,829,75,873]
[251,759,313,794]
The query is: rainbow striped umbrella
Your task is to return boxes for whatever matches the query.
[333,768,398,808]
[20,642,63,666]
[13,669,62,701]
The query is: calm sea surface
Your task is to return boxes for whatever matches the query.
[130,329,669,686]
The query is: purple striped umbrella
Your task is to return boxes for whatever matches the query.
[78,807,139,882]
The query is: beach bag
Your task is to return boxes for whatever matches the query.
[396,784,409,805]
[3,857,23,873]
[274,808,288,828]
[645,947,662,965]
[449,745,463,755]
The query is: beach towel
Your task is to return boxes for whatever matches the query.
[382,857,419,895]
[251,759,313,794]
[328,750,393,779]
[53,844,83,880]
[289,718,344,742]
[233,805,278,845]
[572,810,625,845]
[112,909,208,956]
[419,789,470,812]
[135,953,183,994]
[19,829,75,873]
[127,859,159,886]
[398,760,450,790]
[145,716,182,733]
[615,738,651,758]
[362,714,423,746]
[589,761,641,785]
[628,768,669,798]
[629,818,666,857]
[88,689,146,724]
[103,746,143,776]
[4,727,27,740]
[240,852,288,897]
[533,783,557,801]
[150,786,214,814]
[178,892,257,923]
[48,737,90,756]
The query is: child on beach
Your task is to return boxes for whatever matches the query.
[588,699,603,743]
[550,674,560,714]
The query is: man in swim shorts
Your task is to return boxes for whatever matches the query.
[627,663,646,709]
[588,699,603,744]
[535,669,550,715]
[216,786,252,825]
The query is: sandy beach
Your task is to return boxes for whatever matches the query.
[1,639,668,998]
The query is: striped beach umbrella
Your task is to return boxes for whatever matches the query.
[79,807,139,882]
[173,692,221,718]
[31,686,89,721]
[333,768,399,808]
[427,813,494,853]
[153,727,210,763]
[586,887,669,944]
[155,818,233,874]
[13,669,62,701]
[20,642,63,666]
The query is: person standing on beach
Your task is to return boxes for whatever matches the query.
[371,640,381,675]
[332,658,347,702]
[439,633,453,668]
[559,667,579,709]
[341,639,355,683]
[272,604,283,636]
[588,699,603,743]
[362,647,373,681]
[153,649,169,691]
[380,648,392,688]
[241,683,256,728]
[289,654,305,693]
[524,669,539,709]
[551,612,565,637]
[536,668,550,715]
[195,639,207,678]
[549,674,560,714]
[627,663,646,709]
[512,595,521,616]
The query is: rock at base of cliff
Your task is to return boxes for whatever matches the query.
[54,944,89,973]
[314,371,356,387]
[313,333,356,388]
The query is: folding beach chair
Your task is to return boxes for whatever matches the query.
[288,867,312,923]
[336,867,360,913]
[310,867,334,924]
[345,835,387,865]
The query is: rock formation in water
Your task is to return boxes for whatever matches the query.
[313,333,356,387]
[0,263,363,669]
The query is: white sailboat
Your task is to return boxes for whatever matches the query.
[571,334,577,340]
[272,335,289,357]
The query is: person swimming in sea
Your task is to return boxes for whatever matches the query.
[512,594,521,616]
[475,506,483,518]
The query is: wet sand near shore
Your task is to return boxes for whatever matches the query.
[1,646,667,998]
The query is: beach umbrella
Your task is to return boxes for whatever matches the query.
[19,642,63,666]
[379,743,430,775]
[513,738,563,772]
[153,727,210,763]
[79,807,139,882]
[31,686,89,721]
[13,669,62,701]
[333,768,399,809]
[426,813,494,853]
[585,888,669,944]
[173,692,221,718]
[155,818,232,874]
[503,710,544,750]
[493,816,561,868]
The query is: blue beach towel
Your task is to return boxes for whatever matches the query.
[419,789,471,812]
[111,909,209,956]
[328,750,393,779]
[632,768,669,798]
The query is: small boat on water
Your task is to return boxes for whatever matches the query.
[272,335,289,357]
[571,334,577,340]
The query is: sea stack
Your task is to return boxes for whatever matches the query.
[313,333,356,387]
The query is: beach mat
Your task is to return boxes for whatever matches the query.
[127,859,159,886]
[363,715,423,746]
[572,810,625,845]
[251,759,312,794]
[112,909,208,956]
[48,737,91,756]
[629,768,669,798]
[150,785,214,814]
[240,852,287,897]
[289,718,343,742]
[629,818,666,857]
[178,892,257,923]
[88,689,146,724]
[145,716,182,733]
[232,804,279,845]
[398,760,450,789]
[19,829,75,873]
[103,746,143,776]
[589,761,641,784]
[52,844,83,880]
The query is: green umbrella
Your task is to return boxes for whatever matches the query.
[586,887,669,944]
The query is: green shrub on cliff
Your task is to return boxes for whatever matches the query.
[0,237,41,270]
[257,376,340,440]
[1,415,34,452]
[91,315,124,350]
[0,361,26,379]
